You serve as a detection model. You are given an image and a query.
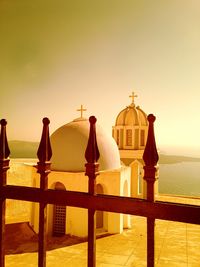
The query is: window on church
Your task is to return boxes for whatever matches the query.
[116,130,120,145]
[140,130,145,146]
[53,182,66,236]
[126,129,132,146]
[137,169,142,195]
[53,205,66,236]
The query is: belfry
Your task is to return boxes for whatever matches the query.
[112,92,148,154]
[112,93,158,198]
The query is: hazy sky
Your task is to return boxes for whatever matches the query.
[1,1,200,155]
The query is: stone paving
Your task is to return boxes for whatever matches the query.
[5,195,200,267]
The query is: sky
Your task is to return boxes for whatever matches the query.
[1,0,200,156]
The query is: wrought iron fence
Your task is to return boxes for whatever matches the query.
[0,115,200,267]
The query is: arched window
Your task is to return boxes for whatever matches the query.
[116,129,120,145]
[126,129,132,146]
[137,168,142,195]
[140,130,145,146]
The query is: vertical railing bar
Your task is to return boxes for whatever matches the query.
[85,116,100,267]
[0,119,10,267]
[37,118,52,267]
[143,114,159,267]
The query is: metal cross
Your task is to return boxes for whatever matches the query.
[129,92,138,104]
[77,104,87,118]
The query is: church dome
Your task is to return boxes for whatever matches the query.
[112,93,148,150]
[50,118,121,172]
[116,105,147,126]
[115,93,147,126]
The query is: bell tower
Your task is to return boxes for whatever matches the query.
[112,92,148,159]
[112,93,158,198]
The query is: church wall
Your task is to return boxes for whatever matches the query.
[123,180,130,228]
[97,169,122,233]
[31,202,39,233]
[48,171,88,192]
[48,171,88,237]
[119,167,131,197]
[31,167,130,237]
[120,167,131,229]
[97,170,120,196]
[30,170,88,236]
[66,207,88,237]
[130,161,138,197]
[30,162,158,236]
[97,167,131,233]
[129,159,159,201]
[119,149,144,159]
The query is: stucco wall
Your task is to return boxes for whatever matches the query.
[31,166,131,237]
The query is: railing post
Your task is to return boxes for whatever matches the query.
[143,114,159,267]
[0,119,10,267]
[37,118,52,267]
[85,116,100,267]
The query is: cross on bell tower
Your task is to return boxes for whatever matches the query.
[129,92,138,105]
[77,104,87,118]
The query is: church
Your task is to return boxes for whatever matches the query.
[30,93,158,237]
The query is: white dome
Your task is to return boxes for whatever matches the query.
[50,118,121,172]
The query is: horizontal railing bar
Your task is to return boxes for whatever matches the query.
[1,185,200,225]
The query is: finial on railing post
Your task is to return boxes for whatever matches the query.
[143,114,159,202]
[37,117,52,163]
[85,116,100,194]
[0,119,10,267]
[37,117,52,189]
[0,119,10,183]
[143,114,159,267]
[0,119,10,161]
[85,116,100,164]
[85,116,100,267]
[37,117,52,267]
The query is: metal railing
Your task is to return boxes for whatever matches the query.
[0,115,199,267]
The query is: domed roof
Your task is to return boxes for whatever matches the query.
[50,117,121,172]
[115,93,147,126]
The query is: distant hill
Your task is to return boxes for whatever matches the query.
[122,154,200,166]
[8,140,39,158]
[159,154,200,164]
[8,140,200,163]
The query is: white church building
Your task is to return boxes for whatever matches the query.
[30,93,158,238]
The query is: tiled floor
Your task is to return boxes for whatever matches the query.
[5,195,200,267]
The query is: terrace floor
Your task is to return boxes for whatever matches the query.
[5,195,200,267]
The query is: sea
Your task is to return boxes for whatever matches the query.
[159,162,200,197]
[8,158,200,198]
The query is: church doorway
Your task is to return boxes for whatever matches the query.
[53,182,66,236]
[96,184,104,229]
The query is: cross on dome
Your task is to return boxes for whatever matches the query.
[129,92,138,105]
[77,104,87,118]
